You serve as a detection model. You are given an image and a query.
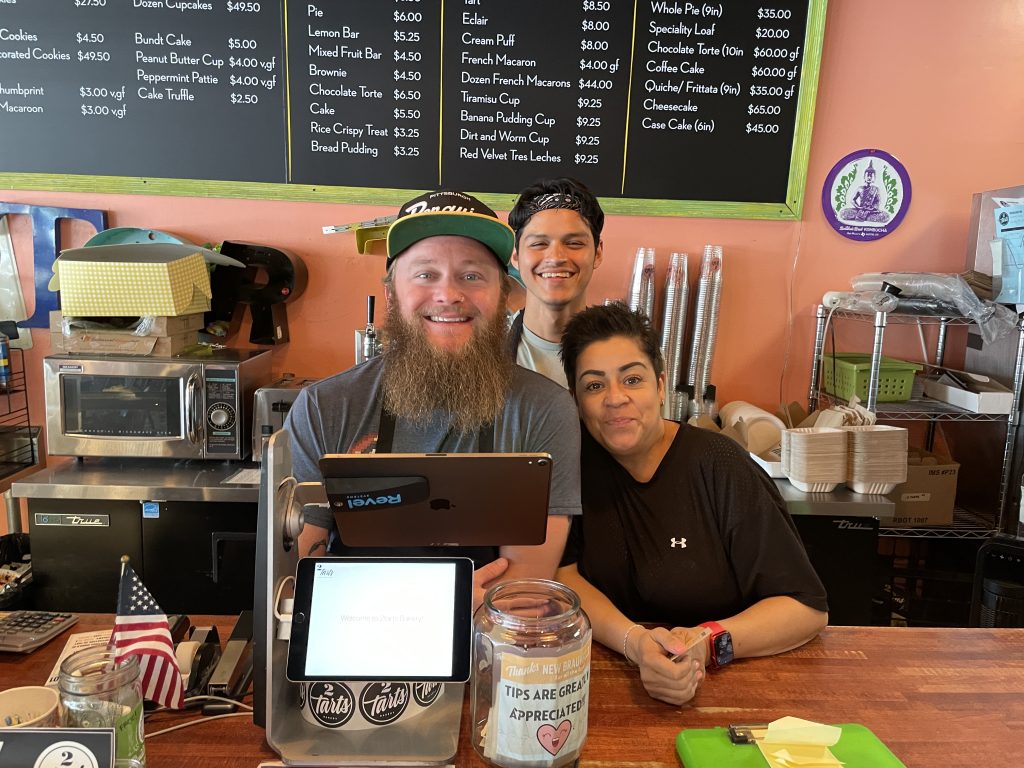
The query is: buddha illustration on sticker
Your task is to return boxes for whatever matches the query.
[822,149,911,241]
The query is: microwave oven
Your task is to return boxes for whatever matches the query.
[44,349,273,460]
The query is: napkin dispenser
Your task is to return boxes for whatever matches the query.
[208,241,308,345]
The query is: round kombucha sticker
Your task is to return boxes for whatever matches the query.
[822,149,911,241]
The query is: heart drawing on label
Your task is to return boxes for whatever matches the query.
[536,719,572,756]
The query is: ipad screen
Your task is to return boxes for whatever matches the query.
[287,557,473,682]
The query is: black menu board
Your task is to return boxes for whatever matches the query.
[0,0,826,219]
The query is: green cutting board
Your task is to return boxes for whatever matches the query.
[676,724,906,768]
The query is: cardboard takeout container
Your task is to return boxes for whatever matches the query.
[49,243,215,317]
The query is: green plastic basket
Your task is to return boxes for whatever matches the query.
[822,353,922,403]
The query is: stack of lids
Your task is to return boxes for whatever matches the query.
[844,425,908,494]
[781,427,848,492]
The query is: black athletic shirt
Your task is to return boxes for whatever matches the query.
[563,423,828,626]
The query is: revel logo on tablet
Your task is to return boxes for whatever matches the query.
[326,475,430,509]
[344,493,404,509]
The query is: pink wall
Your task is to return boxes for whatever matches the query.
[2,0,1023,479]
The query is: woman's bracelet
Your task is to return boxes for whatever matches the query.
[622,623,643,665]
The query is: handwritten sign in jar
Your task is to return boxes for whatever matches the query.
[471,579,591,767]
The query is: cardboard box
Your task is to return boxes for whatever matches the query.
[49,243,213,317]
[750,445,785,478]
[922,372,1014,414]
[50,330,199,356]
[49,310,205,337]
[883,449,959,527]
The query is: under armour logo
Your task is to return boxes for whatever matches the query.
[670,537,687,548]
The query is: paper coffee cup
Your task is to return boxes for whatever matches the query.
[0,685,60,728]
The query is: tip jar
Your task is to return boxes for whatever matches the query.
[58,647,146,768]
[471,579,591,768]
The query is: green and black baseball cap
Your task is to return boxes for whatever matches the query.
[386,190,515,271]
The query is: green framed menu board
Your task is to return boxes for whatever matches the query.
[0,0,827,219]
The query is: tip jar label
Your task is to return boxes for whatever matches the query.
[482,643,590,764]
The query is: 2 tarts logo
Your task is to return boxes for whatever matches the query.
[34,742,100,768]
[359,682,410,725]
[306,681,356,728]
[413,681,443,707]
[822,148,911,241]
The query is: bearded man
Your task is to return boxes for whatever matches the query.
[285,190,582,608]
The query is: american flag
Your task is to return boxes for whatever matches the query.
[109,560,184,709]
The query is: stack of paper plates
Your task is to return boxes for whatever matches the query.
[781,428,848,492]
[844,425,908,494]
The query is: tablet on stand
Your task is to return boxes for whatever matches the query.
[257,437,554,766]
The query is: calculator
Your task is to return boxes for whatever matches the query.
[0,610,79,653]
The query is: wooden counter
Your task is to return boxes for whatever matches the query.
[2,616,1022,767]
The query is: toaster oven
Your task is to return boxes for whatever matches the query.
[252,375,318,461]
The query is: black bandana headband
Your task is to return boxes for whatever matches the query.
[518,192,600,239]
[522,193,585,218]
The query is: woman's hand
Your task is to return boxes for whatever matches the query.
[473,557,509,612]
[627,626,706,706]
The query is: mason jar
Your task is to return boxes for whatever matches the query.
[471,579,591,768]
[58,648,146,768]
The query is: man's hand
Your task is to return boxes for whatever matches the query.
[473,557,509,612]
[629,626,706,706]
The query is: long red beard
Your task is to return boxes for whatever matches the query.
[380,301,514,434]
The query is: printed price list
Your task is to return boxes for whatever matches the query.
[2,1,815,205]
[572,0,632,186]
[0,0,286,182]
[440,0,633,194]
[622,1,808,201]
[286,1,442,189]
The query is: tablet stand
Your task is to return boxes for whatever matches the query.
[254,428,463,766]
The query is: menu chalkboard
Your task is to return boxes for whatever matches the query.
[0,0,826,219]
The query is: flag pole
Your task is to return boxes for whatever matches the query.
[108,555,132,662]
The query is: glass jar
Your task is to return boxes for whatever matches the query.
[58,648,146,768]
[471,579,591,768]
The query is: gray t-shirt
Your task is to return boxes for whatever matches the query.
[284,355,582,558]
[516,323,569,389]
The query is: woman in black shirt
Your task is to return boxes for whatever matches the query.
[557,303,828,705]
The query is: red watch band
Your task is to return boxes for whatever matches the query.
[699,620,727,636]
[699,621,727,669]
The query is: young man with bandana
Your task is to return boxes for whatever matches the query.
[284,190,582,609]
[506,177,605,387]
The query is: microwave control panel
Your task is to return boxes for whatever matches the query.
[205,368,241,456]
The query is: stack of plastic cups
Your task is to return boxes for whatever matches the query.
[660,252,689,420]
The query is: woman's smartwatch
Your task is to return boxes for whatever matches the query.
[698,621,734,670]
